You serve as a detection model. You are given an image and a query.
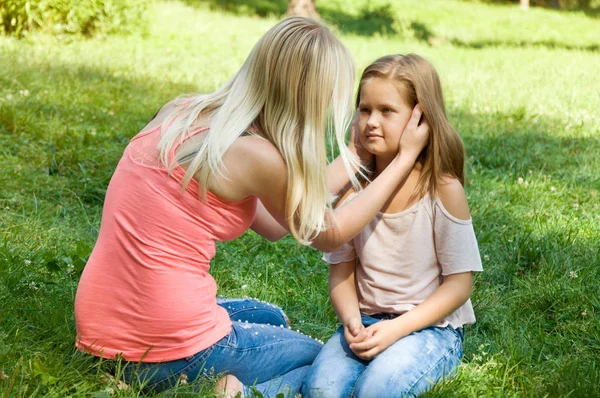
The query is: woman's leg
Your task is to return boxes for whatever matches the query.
[126,320,322,396]
[217,298,290,327]
[301,326,367,398]
[203,321,322,396]
[352,326,464,398]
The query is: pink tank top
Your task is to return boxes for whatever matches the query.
[74,125,257,362]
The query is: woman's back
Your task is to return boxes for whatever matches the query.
[74,123,257,362]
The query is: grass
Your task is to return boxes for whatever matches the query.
[0,0,599,396]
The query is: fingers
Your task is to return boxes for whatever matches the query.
[349,336,378,352]
[416,117,429,135]
[349,109,359,141]
[408,103,423,127]
[345,325,368,344]
[353,347,378,360]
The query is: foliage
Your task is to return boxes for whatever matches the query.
[0,0,148,38]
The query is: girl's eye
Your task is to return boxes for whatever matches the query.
[382,108,393,113]
[359,108,369,113]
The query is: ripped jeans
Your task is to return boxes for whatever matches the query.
[123,298,322,397]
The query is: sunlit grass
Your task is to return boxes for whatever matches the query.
[0,0,599,396]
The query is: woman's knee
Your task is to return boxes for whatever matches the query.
[217,297,290,327]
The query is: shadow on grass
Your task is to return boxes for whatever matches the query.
[451,107,600,187]
[449,37,600,52]
[318,2,398,37]
[176,0,430,39]
[471,0,600,18]
[0,57,197,207]
[1,44,600,396]
[177,0,287,17]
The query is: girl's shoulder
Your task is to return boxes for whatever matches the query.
[436,176,471,221]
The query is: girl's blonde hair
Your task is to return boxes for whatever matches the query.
[356,54,465,199]
[157,17,360,244]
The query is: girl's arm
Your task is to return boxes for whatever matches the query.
[349,272,472,360]
[349,178,475,359]
[329,259,368,344]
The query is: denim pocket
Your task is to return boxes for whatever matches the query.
[451,326,465,342]
[226,326,238,347]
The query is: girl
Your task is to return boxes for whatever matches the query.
[74,19,429,397]
[302,54,483,398]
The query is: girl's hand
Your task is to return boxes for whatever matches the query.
[399,104,429,160]
[343,317,368,345]
[348,110,373,166]
[349,320,403,360]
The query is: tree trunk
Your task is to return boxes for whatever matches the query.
[551,0,560,9]
[286,0,320,19]
[520,0,529,10]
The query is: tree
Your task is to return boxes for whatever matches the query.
[286,0,320,19]
[520,0,530,9]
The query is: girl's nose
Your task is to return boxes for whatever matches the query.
[366,113,379,128]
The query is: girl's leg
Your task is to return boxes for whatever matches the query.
[353,326,463,398]
[301,326,367,398]
[217,298,290,327]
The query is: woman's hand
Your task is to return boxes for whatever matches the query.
[349,319,404,360]
[399,104,429,160]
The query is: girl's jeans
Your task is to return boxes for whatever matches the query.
[302,314,464,398]
[122,298,323,396]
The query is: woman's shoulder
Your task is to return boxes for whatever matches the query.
[219,135,287,197]
[229,135,285,169]
[436,176,470,221]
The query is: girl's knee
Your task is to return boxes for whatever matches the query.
[354,351,462,397]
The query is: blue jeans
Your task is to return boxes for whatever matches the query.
[122,298,322,396]
[302,314,464,398]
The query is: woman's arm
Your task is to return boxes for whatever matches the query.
[251,113,370,242]
[310,105,429,251]
[209,106,428,251]
[250,200,289,242]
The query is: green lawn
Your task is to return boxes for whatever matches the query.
[1,0,599,396]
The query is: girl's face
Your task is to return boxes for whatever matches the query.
[357,77,413,160]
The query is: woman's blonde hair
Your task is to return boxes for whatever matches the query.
[356,54,465,199]
[157,17,360,244]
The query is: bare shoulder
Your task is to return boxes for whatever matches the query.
[437,176,471,220]
[228,135,285,171]
[223,135,287,194]
[140,98,181,133]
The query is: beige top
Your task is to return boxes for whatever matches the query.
[324,194,483,328]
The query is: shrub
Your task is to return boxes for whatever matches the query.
[0,0,148,38]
